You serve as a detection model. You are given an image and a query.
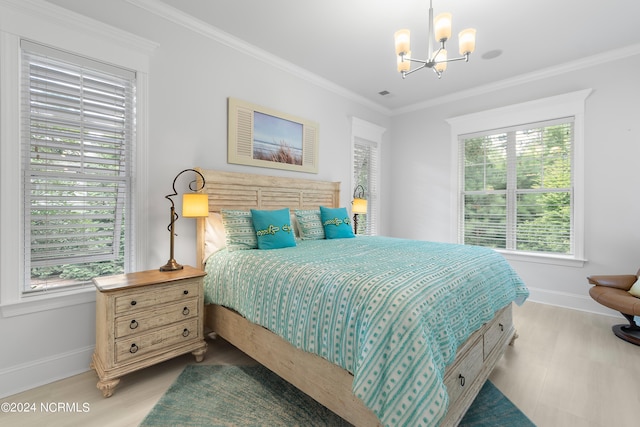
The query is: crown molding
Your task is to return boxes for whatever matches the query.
[392,43,640,115]
[0,0,158,55]
[129,0,640,117]
[126,0,391,116]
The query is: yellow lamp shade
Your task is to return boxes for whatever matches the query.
[182,193,209,217]
[352,198,368,214]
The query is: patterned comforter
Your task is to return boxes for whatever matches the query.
[204,236,529,427]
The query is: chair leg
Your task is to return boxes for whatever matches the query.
[612,313,640,346]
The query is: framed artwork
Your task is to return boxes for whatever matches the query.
[228,97,319,173]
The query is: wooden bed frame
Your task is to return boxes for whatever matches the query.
[194,168,516,427]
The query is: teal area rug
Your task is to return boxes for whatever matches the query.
[140,365,535,427]
[460,381,535,427]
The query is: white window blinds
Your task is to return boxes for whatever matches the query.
[353,137,379,235]
[21,40,135,291]
[459,117,574,255]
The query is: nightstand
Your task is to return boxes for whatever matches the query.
[90,266,208,397]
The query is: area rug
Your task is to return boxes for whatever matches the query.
[140,365,535,427]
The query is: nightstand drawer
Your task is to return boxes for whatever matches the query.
[115,318,200,363]
[115,298,199,338]
[114,279,201,314]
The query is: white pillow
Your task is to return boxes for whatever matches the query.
[203,213,227,261]
[629,277,640,298]
[290,212,301,238]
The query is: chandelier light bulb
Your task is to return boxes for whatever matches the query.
[434,12,452,42]
[458,28,477,55]
[394,29,411,55]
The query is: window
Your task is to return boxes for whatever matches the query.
[353,138,378,235]
[459,118,573,254]
[352,118,385,236]
[447,90,591,265]
[21,41,136,293]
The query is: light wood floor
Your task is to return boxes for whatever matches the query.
[2,301,638,427]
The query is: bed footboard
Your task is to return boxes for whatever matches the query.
[206,304,380,426]
[205,303,514,427]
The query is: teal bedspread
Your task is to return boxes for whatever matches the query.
[204,236,528,427]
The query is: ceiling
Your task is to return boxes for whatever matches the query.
[52,0,640,113]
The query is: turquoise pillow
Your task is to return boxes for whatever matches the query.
[250,208,297,249]
[221,210,257,251]
[294,209,325,240]
[319,206,355,239]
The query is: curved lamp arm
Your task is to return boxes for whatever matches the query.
[353,184,365,199]
[160,169,206,271]
[164,168,206,233]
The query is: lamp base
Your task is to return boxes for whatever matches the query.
[159,259,184,271]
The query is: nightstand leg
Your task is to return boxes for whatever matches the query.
[97,378,120,398]
[192,342,207,362]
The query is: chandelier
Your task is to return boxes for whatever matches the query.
[394,0,476,79]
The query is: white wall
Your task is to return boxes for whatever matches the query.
[0,0,390,398]
[389,54,640,317]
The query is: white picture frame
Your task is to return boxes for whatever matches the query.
[227,97,319,173]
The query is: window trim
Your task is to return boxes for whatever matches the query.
[446,89,592,266]
[0,4,153,317]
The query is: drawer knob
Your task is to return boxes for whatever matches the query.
[499,323,504,332]
[458,374,465,387]
[130,343,139,354]
[182,328,190,337]
[130,300,137,306]
[183,290,189,295]
[182,307,190,316]
[130,320,139,329]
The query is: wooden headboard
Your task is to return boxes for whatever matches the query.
[194,168,341,268]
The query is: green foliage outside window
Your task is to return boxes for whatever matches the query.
[462,123,573,254]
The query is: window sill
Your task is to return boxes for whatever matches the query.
[497,250,586,267]
[0,287,95,318]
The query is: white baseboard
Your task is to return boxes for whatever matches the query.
[0,345,94,399]
[525,286,622,319]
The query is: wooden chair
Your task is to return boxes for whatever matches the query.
[588,269,640,346]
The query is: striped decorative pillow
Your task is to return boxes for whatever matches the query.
[294,209,325,240]
[221,210,257,251]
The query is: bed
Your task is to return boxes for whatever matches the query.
[194,168,528,427]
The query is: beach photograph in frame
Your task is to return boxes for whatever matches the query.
[227,97,319,173]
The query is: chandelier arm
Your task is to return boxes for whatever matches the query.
[403,56,430,65]
[435,53,471,64]
[402,64,428,78]
[428,45,444,63]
